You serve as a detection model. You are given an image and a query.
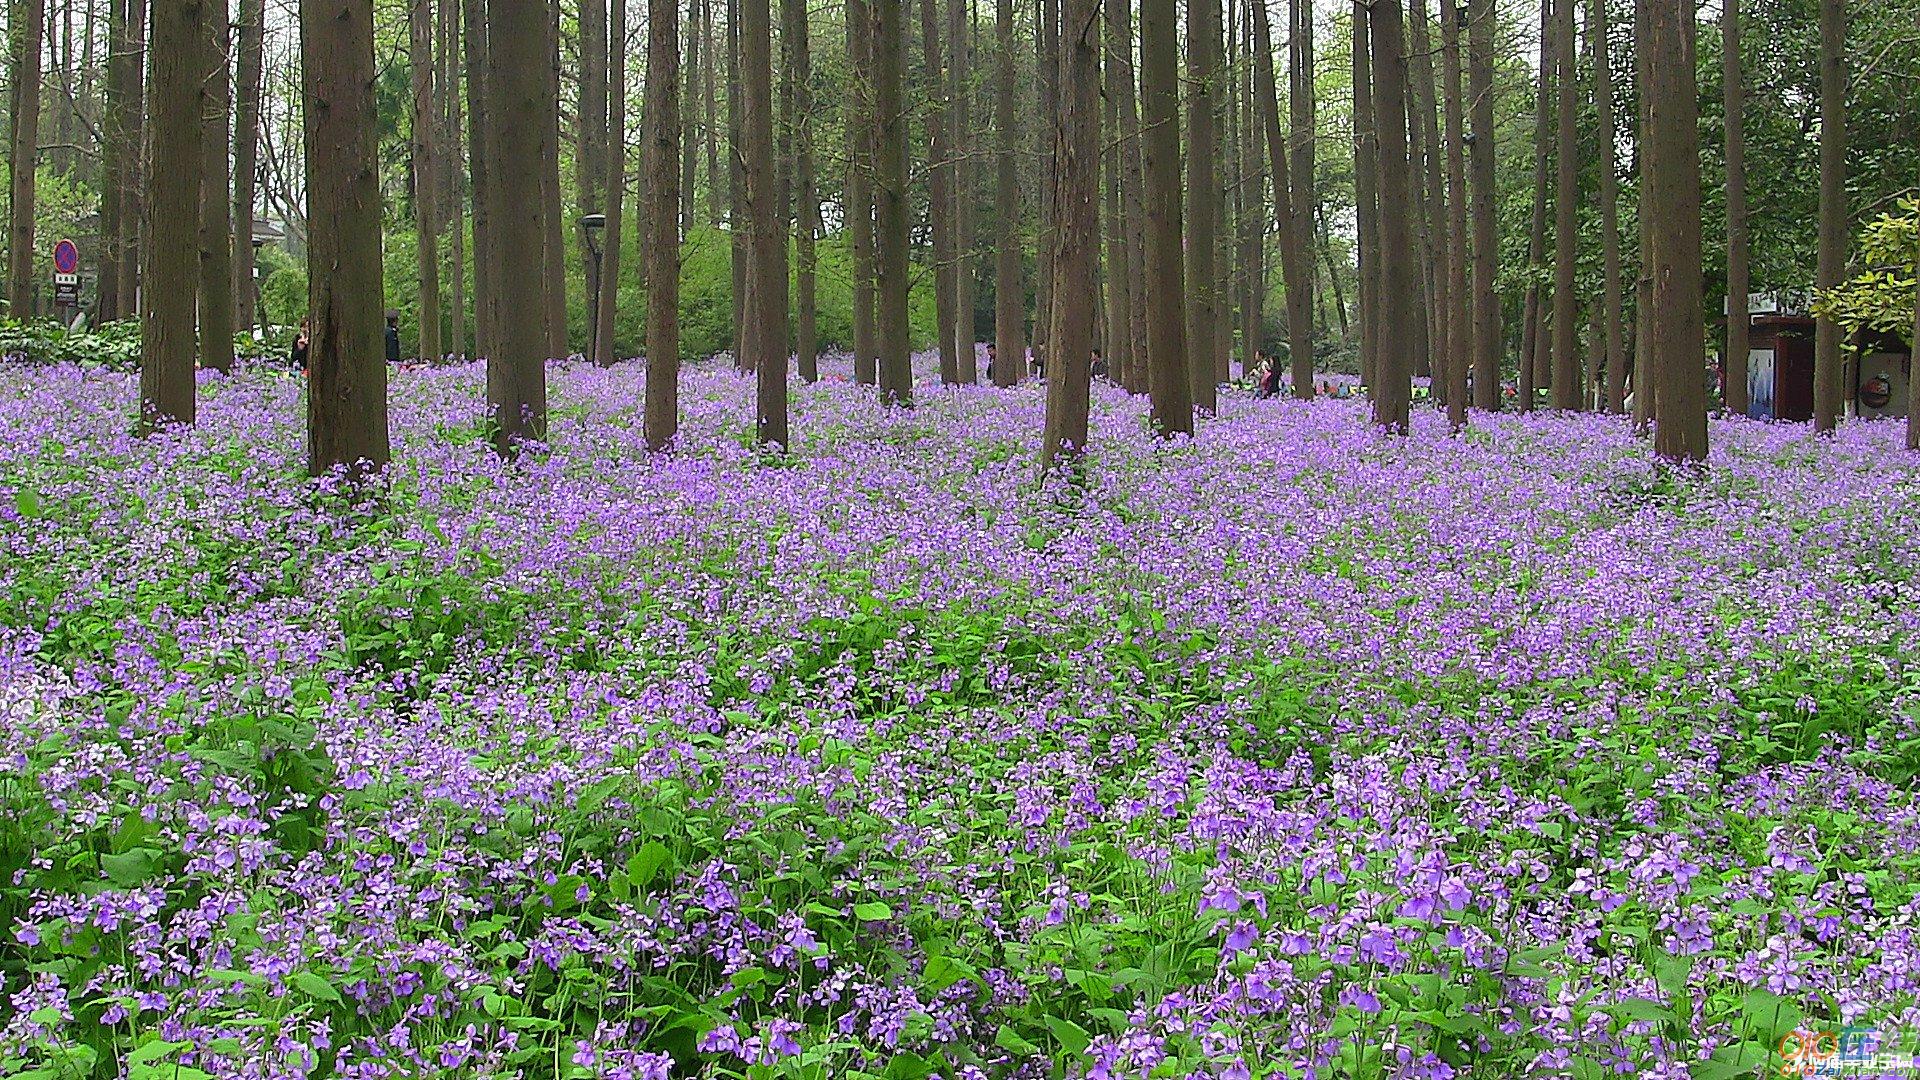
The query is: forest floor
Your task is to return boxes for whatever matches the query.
[2,353,1918,1080]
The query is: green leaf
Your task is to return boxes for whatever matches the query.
[1691,1042,1771,1080]
[1605,997,1674,1025]
[290,970,342,1003]
[853,902,894,921]
[13,490,42,519]
[1739,988,1804,1044]
[994,1025,1041,1056]
[922,954,981,993]
[126,1041,190,1067]
[627,841,675,889]
[1043,1015,1092,1056]
[100,848,161,887]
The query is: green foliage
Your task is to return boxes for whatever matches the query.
[1812,199,1918,345]
[0,317,142,367]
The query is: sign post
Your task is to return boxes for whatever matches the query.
[51,240,80,308]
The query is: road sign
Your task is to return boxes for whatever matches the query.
[52,239,79,275]
[53,270,79,306]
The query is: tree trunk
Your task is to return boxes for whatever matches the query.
[1251,0,1304,397]
[922,0,958,384]
[950,0,976,380]
[1643,0,1703,461]
[99,0,129,320]
[578,0,609,322]
[1719,0,1746,415]
[1184,0,1218,413]
[705,0,721,224]
[742,0,789,442]
[443,0,465,359]
[488,0,553,451]
[140,0,202,429]
[1288,0,1314,397]
[198,0,235,372]
[1350,0,1379,391]
[1032,0,1057,365]
[682,0,699,237]
[120,0,146,313]
[1440,0,1469,426]
[1517,0,1550,411]
[593,0,625,366]
[8,0,45,317]
[873,0,911,402]
[728,0,749,366]
[1116,0,1149,393]
[847,0,878,382]
[1140,0,1189,431]
[1368,0,1415,432]
[1409,0,1445,392]
[1549,0,1576,408]
[1102,0,1130,385]
[992,0,1024,387]
[645,0,682,445]
[233,0,264,334]
[1591,0,1624,412]
[1040,0,1097,470]
[1467,0,1497,408]
[464,0,495,357]
[541,0,569,359]
[790,0,817,380]
[1811,0,1843,432]
[1238,0,1261,379]
[302,0,391,473]
[411,0,441,363]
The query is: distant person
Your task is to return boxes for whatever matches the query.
[1257,353,1282,399]
[986,342,998,381]
[385,311,402,365]
[290,318,310,375]
[1091,348,1108,380]
[1031,343,1046,379]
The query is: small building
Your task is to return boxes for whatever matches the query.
[1733,291,1816,422]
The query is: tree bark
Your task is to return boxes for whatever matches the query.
[541,0,569,359]
[646,0,682,445]
[1409,0,1445,392]
[682,0,699,237]
[1141,0,1189,431]
[1032,0,1057,364]
[1517,0,1550,411]
[197,0,235,373]
[728,0,749,366]
[140,0,202,430]
[118,0,145,313]
[1549,0,1577,408]
[1116,0,1149,393]
[233,0,264,334]
[578,0,609,312]
[790,0,817,380]
[1812,0,1843,432]
[98,0,129,320]
[1467,0,1497,408]
[1184,0,1219,413]
[950,0,976,380]
[1719,0,1746,415]
[464,0,495,357]
[1350,0,1379,391]
[488,0,553,451]
[704,0,720,224]
[302,0,391,474]
[1102,0,1130,385]
[1591,0,1624,412]
[593,0,625,366]
[1040,0,1097,470]
[443,0,465,359]
[922,0,959,384]
[743,0,790,442]
[1288,0,1314,397]
[847,0,878,382]
[411,0,442,363]
[1643,0,1703,461]
[8,0,45,317]
[1440,0,1469,426]
[874,0,911,402]
[1251,0,1305,397]
[1238,0,1262,379]
[992,0,1024,387]
[1368,0,1415,432]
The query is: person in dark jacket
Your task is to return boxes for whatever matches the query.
[385,311,402,364]
[289,318,310,375]
[1257,351,1282,399]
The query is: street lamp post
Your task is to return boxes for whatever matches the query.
[580,213,607,361]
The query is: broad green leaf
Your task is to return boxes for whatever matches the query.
[291,970,342,1003]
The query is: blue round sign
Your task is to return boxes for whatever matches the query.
[52,239,78,275]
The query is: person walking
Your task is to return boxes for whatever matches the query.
[290,318,310,375]
[385,311,402,365]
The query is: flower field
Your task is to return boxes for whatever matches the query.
[3,357,1919,1080]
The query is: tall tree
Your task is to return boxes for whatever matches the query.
[1102,0,1132,384]
[463,0,495,357]
[874,0,911,402]
[578,0,609,312]
[1350,0,1379,390]
[1409,0,1446,393]
[1549,0,1577,408]
[790,0,818,381]
[1251,0,1306,400]
[1117,0,1150,393]
[1185,0,1220,413]
[848,0,878,383]
[119,0,145,312]
[7,0,45,316]
[1140,0,1190,431]
[682,0,700,237]
[992,0,1024,387]
[442,0,465,359]
[1032,0,1058,365]
[488,0,553,452]
[1468,0,1498,408]
[1811,0,1844,432]
[922,0,959,384]
[1720,0,1747,416]
[98,0,131,319]
[1369,0,1416,432]
[233,0,265,333]
[742,0,789,442]
[1517,0,1551,411]
[1040,0,1098,469]
[541,0,569,359]
[728,0,749,365]
[593,0,626,366]
[1237,0,1262,378]
[199,0,236,373]
[411,0,442,363]
[1288,0,1314,398]
[303,0,391,474]
[704,0,721,224]
[140,0,203,430]
[1440,0,1469,426]
[645,0,682,446]
[951,0,977,380]
[1591,0,1624,412]
[1643,0,1703,460]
